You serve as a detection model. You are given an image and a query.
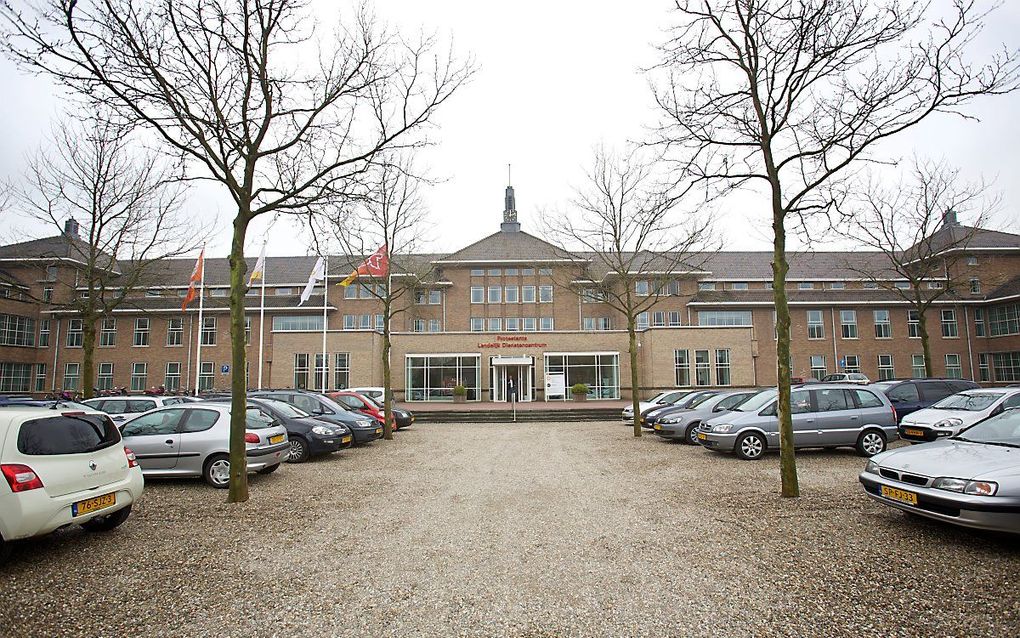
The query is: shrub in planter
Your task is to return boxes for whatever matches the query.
[570,383,589,401]
[452,384,467,403]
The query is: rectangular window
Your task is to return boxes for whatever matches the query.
[359,314,372,330]
[97,362,114,390]
[505,268,519,276]
[429,290,442,305]
[927,281,944,290]
[911,354,926,378]
[540,317,554,331]
[245,317,252,345]
[581,288,606,303]
[978,353,990,382]
[313,353,328,390]
[487,268,501,276]
[43,286,53,302]
[843,354,861,374]
[130,362,147,391]
[523,317,537,331]
[873,310,891,339]
[730,282,748,291]
[975,309,986,337]
[343,315,356,330]
[470,286,484,304]
[715,349,731,386]
[294,353,309,389]
[941,309,958,338]
[344,284,357,299]
[276,287,294,296]
[799,282,814,290]
[167,317,183,346]
[66,319,83,347]
[359,284,375,300]
[668,311,682,327]
[99,318,117,347]
[210,288,227,297]
[165,362,181,391]
[426,320,441,333]
[810,355,827,381]
[807,310,824,339]
[695,350,711,386]
[907,310,921,338]
[674,349,690,386]
[522,286,536,303]
[698,282,716,291]
[133,317,150,346]
[521,268,535,276]
[635,280,650,296]
[0,314,36,347]
[828,282,845,290]
[198,362,214,391]
[877,355,895,381]
[966,256,978,266]
[840,310,858,339]
[201,316,216,345]
[505,317,520,331]
[652,311,666,327]
[412,319,425,332]
[270,315,325,332]
[863,281,878,289]
[487,286,501,304]
[970,278,981,294]
[375,314,385,332]
[406,354,482,402]
[487,317,502,332]
[334,353,350,390]
[698,311,752,326]
[34,363,46,392]
[414,289,427,305]
[470,268,484,276]
[636,312,649,330]
[38,319,50,347]
[539,268,553,276]
[63,363,80,391]
[470,317,484,332]
[991,353,1020,382]
[582,317,611,331]
[895,281,910,290]
[945,354,962,379]
[0,362,32,393]
[988,304,1020,336]
[539,286,553,303]
[505,286,519,303]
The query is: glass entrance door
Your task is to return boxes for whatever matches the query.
[490,359,534,402]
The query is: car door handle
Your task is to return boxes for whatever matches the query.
[850,416,859,420]
[165,439,175,446]
[805,419,815,423]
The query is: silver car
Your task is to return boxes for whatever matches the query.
[860,408,1020,534]
[698,384,898,460]
[83,395,199,425]
[119,403,288,488]
[652,389,760,444]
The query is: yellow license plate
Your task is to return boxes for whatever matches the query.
[697,433,707,441]
[654,424,662,431]
[411,416,415,422]
[73,492,116,517]
[342,435,352,444]
[375,428,382,435]
[881,486,918,505]
[904,428,924,437]
[269,434,285,444]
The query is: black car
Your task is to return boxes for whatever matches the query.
[207,397,353,462]
[250,390,383,445]
[869,378,980,423]
[361,393,415,429]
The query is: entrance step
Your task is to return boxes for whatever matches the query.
[411,407,622,424]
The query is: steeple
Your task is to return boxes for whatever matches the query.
[501,164,520,232]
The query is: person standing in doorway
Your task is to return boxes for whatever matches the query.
[507,377,517,403]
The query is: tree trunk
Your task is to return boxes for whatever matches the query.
[628,316,641,438]
[918,310,933,377]
[382,295,393,440]
[226,213,250,504]
[771,190,799,498]
[81,315,97,399]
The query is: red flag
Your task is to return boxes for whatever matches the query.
[181,248,205,311]
[339,244,389,286]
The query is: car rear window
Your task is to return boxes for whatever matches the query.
[852,389,883,408]
[245,408,276,429]
[127,400,157,413]
[18,414,120,455]
[885,383,919,403]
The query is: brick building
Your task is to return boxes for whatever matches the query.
[1,191,1019,401]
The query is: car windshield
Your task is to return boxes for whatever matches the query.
[953,410,1020,447]
[931,393,1000,411]
[261,399,310,418]
[684,393,718,408]
[821,375,844,382]
[733,390,777,412]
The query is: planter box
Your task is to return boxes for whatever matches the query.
[453,394,467,403]
[571,393,587,402]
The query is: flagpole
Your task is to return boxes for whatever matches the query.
[257,246,267,390]
[193,247,206,396]
[321,254,329,393]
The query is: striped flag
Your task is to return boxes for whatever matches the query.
[181,248,204,311]
[248,244,267,287]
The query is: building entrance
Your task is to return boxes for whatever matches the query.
[490,356,534,402]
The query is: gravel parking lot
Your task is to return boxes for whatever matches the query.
[3,421,1018,637]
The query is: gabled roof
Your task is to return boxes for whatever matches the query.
[0,233,121,274]
[434,229,574,263]
[906,224,1020,259]
[986,274,1020,301]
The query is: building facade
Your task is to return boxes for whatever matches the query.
[2,195,1019,401]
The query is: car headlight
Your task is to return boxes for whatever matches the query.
[932,477,998,496]
[662,417,683,424]
[933,418,963,429]
[357,419,374,427]
[865,460,880,474]
[711,424,733,433]
[311,426,335,436]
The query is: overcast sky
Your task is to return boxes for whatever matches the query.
[1,0,1017,260]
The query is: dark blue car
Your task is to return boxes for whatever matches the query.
[869,379,980,422]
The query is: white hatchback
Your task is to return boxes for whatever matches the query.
[0,407,145,564]
[898,388,1020,443]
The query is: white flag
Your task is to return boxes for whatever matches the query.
[247,243,267,287]
[298,257,325,306]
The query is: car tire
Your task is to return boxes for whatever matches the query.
[684,422,702,445]
[0,535,11,565]
[735,432,766,460]
[856,430,887,457]
[81,505,132,532]
[203,454,230,489]
[258,463,280,475]
[287,437,310,463]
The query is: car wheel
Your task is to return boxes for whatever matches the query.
[258,463,280,475]
[856,430,886,457]
[735,432,766,460]
[203,454,230,489]
[684,422,702,445]
[287,437,310,463]
[81,505,132,532]
[0,535,10,565]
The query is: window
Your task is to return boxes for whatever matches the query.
[429,290,442,305]
[945,354,962,379]
[414,290,427,305]
[198,362,214,390]
[487,317,501,332]
[66,319,83,347]
[359,314,372,330]
[487,286,501,304]
[730,282,748,291]
[375,314,384,331]
[873,310,891,339]
[907,310,921,338]
[695,350,711,386]
[583,317,611,331]
[978,353,990,382]
[840,310,857,339]
[130,363,147,391]
[38,320,50,347]
[0,362,32,392]
[941,309,958,338]
[243,317,252,345]
[522,318,537,331]
[966,256,978,266]
[344,284,357,299]
[46,265,57,280]
[334,353,350,389]
[650,311,665,327]
[487,268,501,276]
[807,310,824,339]
[887,383,919,403]
[276,287,294,296]
[698,282,716,291]
[43,286,53,302]
[34,363,46,392]
[581,288,606,303]
[428,319,441,333]
[975,309,986,337]
[272,315,324,331]
[505,286,519,303]
[636,312,649,330]
[210,288,227,297]
[970,278,981,294]
[544,353,619,400]
[62,363,80,390]
[863,281,878,289]
[97,362,113,390]
[927,281,944,290]
[342,315,356,330]
[815,388,852,412]
[470,317,484,332]
[698,311,752,326]
[665,280,682,296]
[988,304,1019,336]
[810,355,827,381]
[843,355,860,374]
[294,353,309,389]
[412,319,425,332]
[911,354,926,378]
[828,282,845,290]
[715,349,731,386]
[165,362,181,390]
[522,286,536,303]
[358,284,375,299]
[539,268,553,276]
[0,314,36,347]
[798,282,814,290]
[521,268,535,276]
[201,316,216,345]
[314,354,328,390]
[163,317,182,346]
[635,280,650,296]
[668,311,682,327]
[674,349,690,386]
[539,317,554,331]
[539,286,553,303]
[895,281,910,290]
[505,268,519,276]
[877,355,895,380]
[133,317,150,346]
[505,317,520,331]
[992,352,1020,382]
[470,268,484,276]
[853,389,884,409]
[406,354,481,401]
[470,287,484,304]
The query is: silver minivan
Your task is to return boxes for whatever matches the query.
[697,384,898,460]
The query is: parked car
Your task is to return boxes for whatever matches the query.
[621,389,696,423]
[652,389,760,444]
[897,388,1020,443]
[869,378,980,423]
[821,373,871,385]
[348,387,385,401]
[697,384,898,460]
[83,395,200,425]
[249,390,383,444]
[206,397,352,463]
[119,403,287,487]
[859,408,1020,534]
[0,398,95,411]
[343,387,415,428]
[642,391,720,428]
[328,390,395,429]
[0,407,145,564]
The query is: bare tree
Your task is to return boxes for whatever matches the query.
[1,0,474,502]
[543,146,711,437]
[651,0,1019,497]
[14,113,201,399]
[840,158,994,376]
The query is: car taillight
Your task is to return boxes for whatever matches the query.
[244,433,260,444]
[124,447,139,468]
[1,463,44,492]
[891,405,898,422]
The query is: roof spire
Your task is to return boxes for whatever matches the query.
[502,165,520,232]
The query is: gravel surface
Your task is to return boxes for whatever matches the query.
[2,422,1018,637]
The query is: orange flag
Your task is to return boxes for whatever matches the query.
[338,244,389,287]
[181,248,205,311]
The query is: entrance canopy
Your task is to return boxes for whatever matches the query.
[490,356,533,366]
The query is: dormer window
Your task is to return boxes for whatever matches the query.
[698,282,716,291]
[730,282,748,291]
[828,282,845,290]
[798,282,814,290]
[965,256,978,266]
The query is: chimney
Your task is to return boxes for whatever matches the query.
[64,218,80,238]
[942,209,959,227]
